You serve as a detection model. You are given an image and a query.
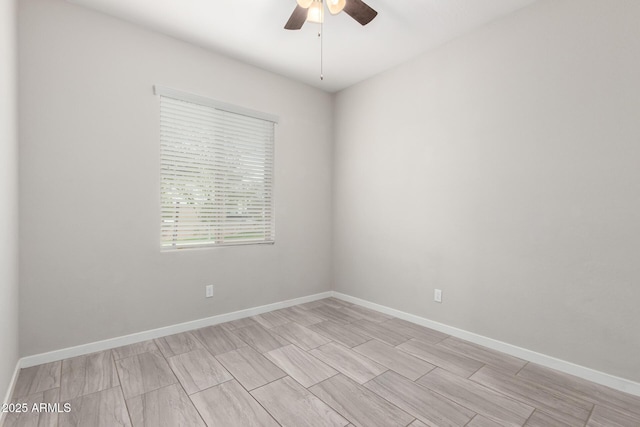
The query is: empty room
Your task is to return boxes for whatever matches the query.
[1,0,639,425]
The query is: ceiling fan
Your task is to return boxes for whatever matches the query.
[285,0,378,30]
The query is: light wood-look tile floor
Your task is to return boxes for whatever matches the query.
[4,298,640,427]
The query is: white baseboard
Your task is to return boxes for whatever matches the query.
[12,289,640,400]
[19,291,332,369]
[332,292,640,397]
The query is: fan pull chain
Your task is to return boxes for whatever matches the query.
[319,21,324,81]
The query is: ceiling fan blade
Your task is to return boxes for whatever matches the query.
[343,0,377,26]
[285,5,307,30]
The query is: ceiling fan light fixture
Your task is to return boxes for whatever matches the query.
[307,1,324,23]
[327,0,346,15]
[296,0,313,8]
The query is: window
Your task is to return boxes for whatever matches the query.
[156,86,277,249]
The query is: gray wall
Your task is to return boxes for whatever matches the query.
[19,0,333,356]
[0,0,19,403]
[16,0,640,386]
[333,0,640,382]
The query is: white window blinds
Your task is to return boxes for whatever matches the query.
[157,86,277,249]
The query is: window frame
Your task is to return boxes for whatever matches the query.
[155,85,278,250]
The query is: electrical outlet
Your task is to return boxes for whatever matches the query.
[434,289,442,303]
[206,285,214,298]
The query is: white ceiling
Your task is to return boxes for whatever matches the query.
[68,0,537,92]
